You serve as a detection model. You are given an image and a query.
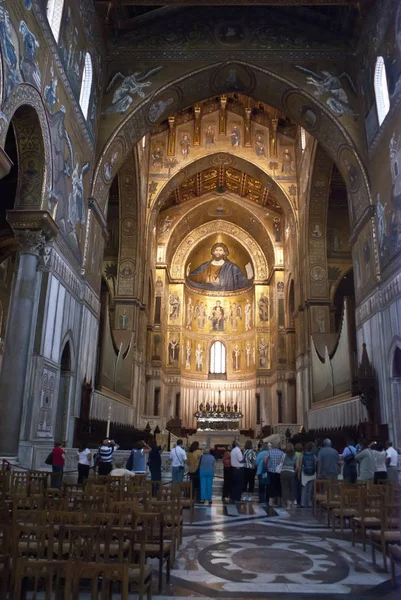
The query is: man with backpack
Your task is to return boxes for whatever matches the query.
[341,439,357,483]
[299,441,316,508]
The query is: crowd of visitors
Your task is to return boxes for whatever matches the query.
[46,436,399,504]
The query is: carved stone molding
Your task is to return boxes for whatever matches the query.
[14,230,46,256]
[88,197,108,237]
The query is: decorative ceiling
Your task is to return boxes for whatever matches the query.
[161,165,282,212]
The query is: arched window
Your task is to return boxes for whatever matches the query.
[79,53,93,120]
[300,127,306,152]
[374,56,390,126]
[46,0,64,42]
[210,341,226,374]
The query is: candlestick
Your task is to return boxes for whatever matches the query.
[106,402,112,438]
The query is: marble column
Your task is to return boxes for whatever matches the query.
[0,196,63,457]
[0,230,46,456]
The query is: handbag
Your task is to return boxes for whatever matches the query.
[45,451,53,466]
[275,458,283,474]
[260,457,270,484]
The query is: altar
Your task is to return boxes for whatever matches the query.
[191,401,243,448]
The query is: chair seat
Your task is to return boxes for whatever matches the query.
[332,508,359,517]
[145,541,171,555]
[353,517,381,525]
[128,564,152,582]
[371,531,401,542]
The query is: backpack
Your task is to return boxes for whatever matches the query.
[260,455,270,483]
[302,452,316,476]
[343,447,356,464]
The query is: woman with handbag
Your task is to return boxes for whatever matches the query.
[256,442,270,504]
[187,441,202,502]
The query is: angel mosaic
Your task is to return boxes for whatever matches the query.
[295,66,357,117]
[103,67,163,115]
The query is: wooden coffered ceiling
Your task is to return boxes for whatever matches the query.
[162,165,282,211]
[94,2,367,38]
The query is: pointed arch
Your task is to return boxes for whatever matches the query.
[374,57,390,127]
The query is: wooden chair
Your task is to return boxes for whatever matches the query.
[43,488,67,511]
[173,481,195,523]
[12,508,47,527]
[319,480,343,526]
[10,472,30,497]
[389,544,401,588]
[371,504,401,571]
[12,495,44,512]
[103,528,153,600]
[69,562,150,600]
[0,523,10,598]
[85,511,125,529]
[12,557,70,600]
[145,497,182,560]
[331,486,364,534]
[135,511,171,592]
[28,470,49,495]
[56,524,103,562]
[313,479,329,516]
[351,492,382,551]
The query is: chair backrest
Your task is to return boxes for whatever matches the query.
[173,481,193,502]
[57,524,103,562]
[134,511,164,551]
[12,508,47,526]
[85,511,124,528]
[14,557,71,600]
[12,524,55,560]
[45,510,84,527]
[69,562,130,600]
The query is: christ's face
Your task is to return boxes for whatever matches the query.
[212,246,226,260]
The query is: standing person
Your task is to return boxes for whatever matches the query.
[299,442,317,508]
[341,439,357,484]
[355,441,375,481]
[98,439,119,476]
[293,442,304,505]
[385,441,399,484]
[256,442,270,504]
[187,441,203,501]
[280,443,298,509]
[265,443,284,507]
[199,448,216,505]
[127,440,151,475]
[230,441,244,503]
[222,446,232,502]
[243,440,256,500]
[170,439,187,484]
[51,441,65,489]
[371,442,387,484]
[147,440,166,495]
[77,443,91,485]
[317,439,340,480]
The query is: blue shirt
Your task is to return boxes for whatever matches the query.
[131,449,146,473]
[342,445,356,458]
[199,453,216,473]
[255,450,269,475]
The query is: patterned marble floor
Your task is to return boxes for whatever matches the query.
[143,479,400,600]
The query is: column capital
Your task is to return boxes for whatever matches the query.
[6,210,59,241]
[13,229,46,256]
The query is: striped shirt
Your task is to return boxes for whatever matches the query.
[99,445,116,463]
[266,449,284,473]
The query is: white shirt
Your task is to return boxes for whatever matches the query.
[170,445,187,467]
[230,446,244,468]
[386,446,398,467]
[77,448,91,466]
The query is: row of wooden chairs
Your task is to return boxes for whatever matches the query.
[313,478,401,580]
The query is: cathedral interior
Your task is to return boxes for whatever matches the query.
[0,0,401,597]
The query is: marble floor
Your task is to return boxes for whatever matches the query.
[143,478,400,600]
